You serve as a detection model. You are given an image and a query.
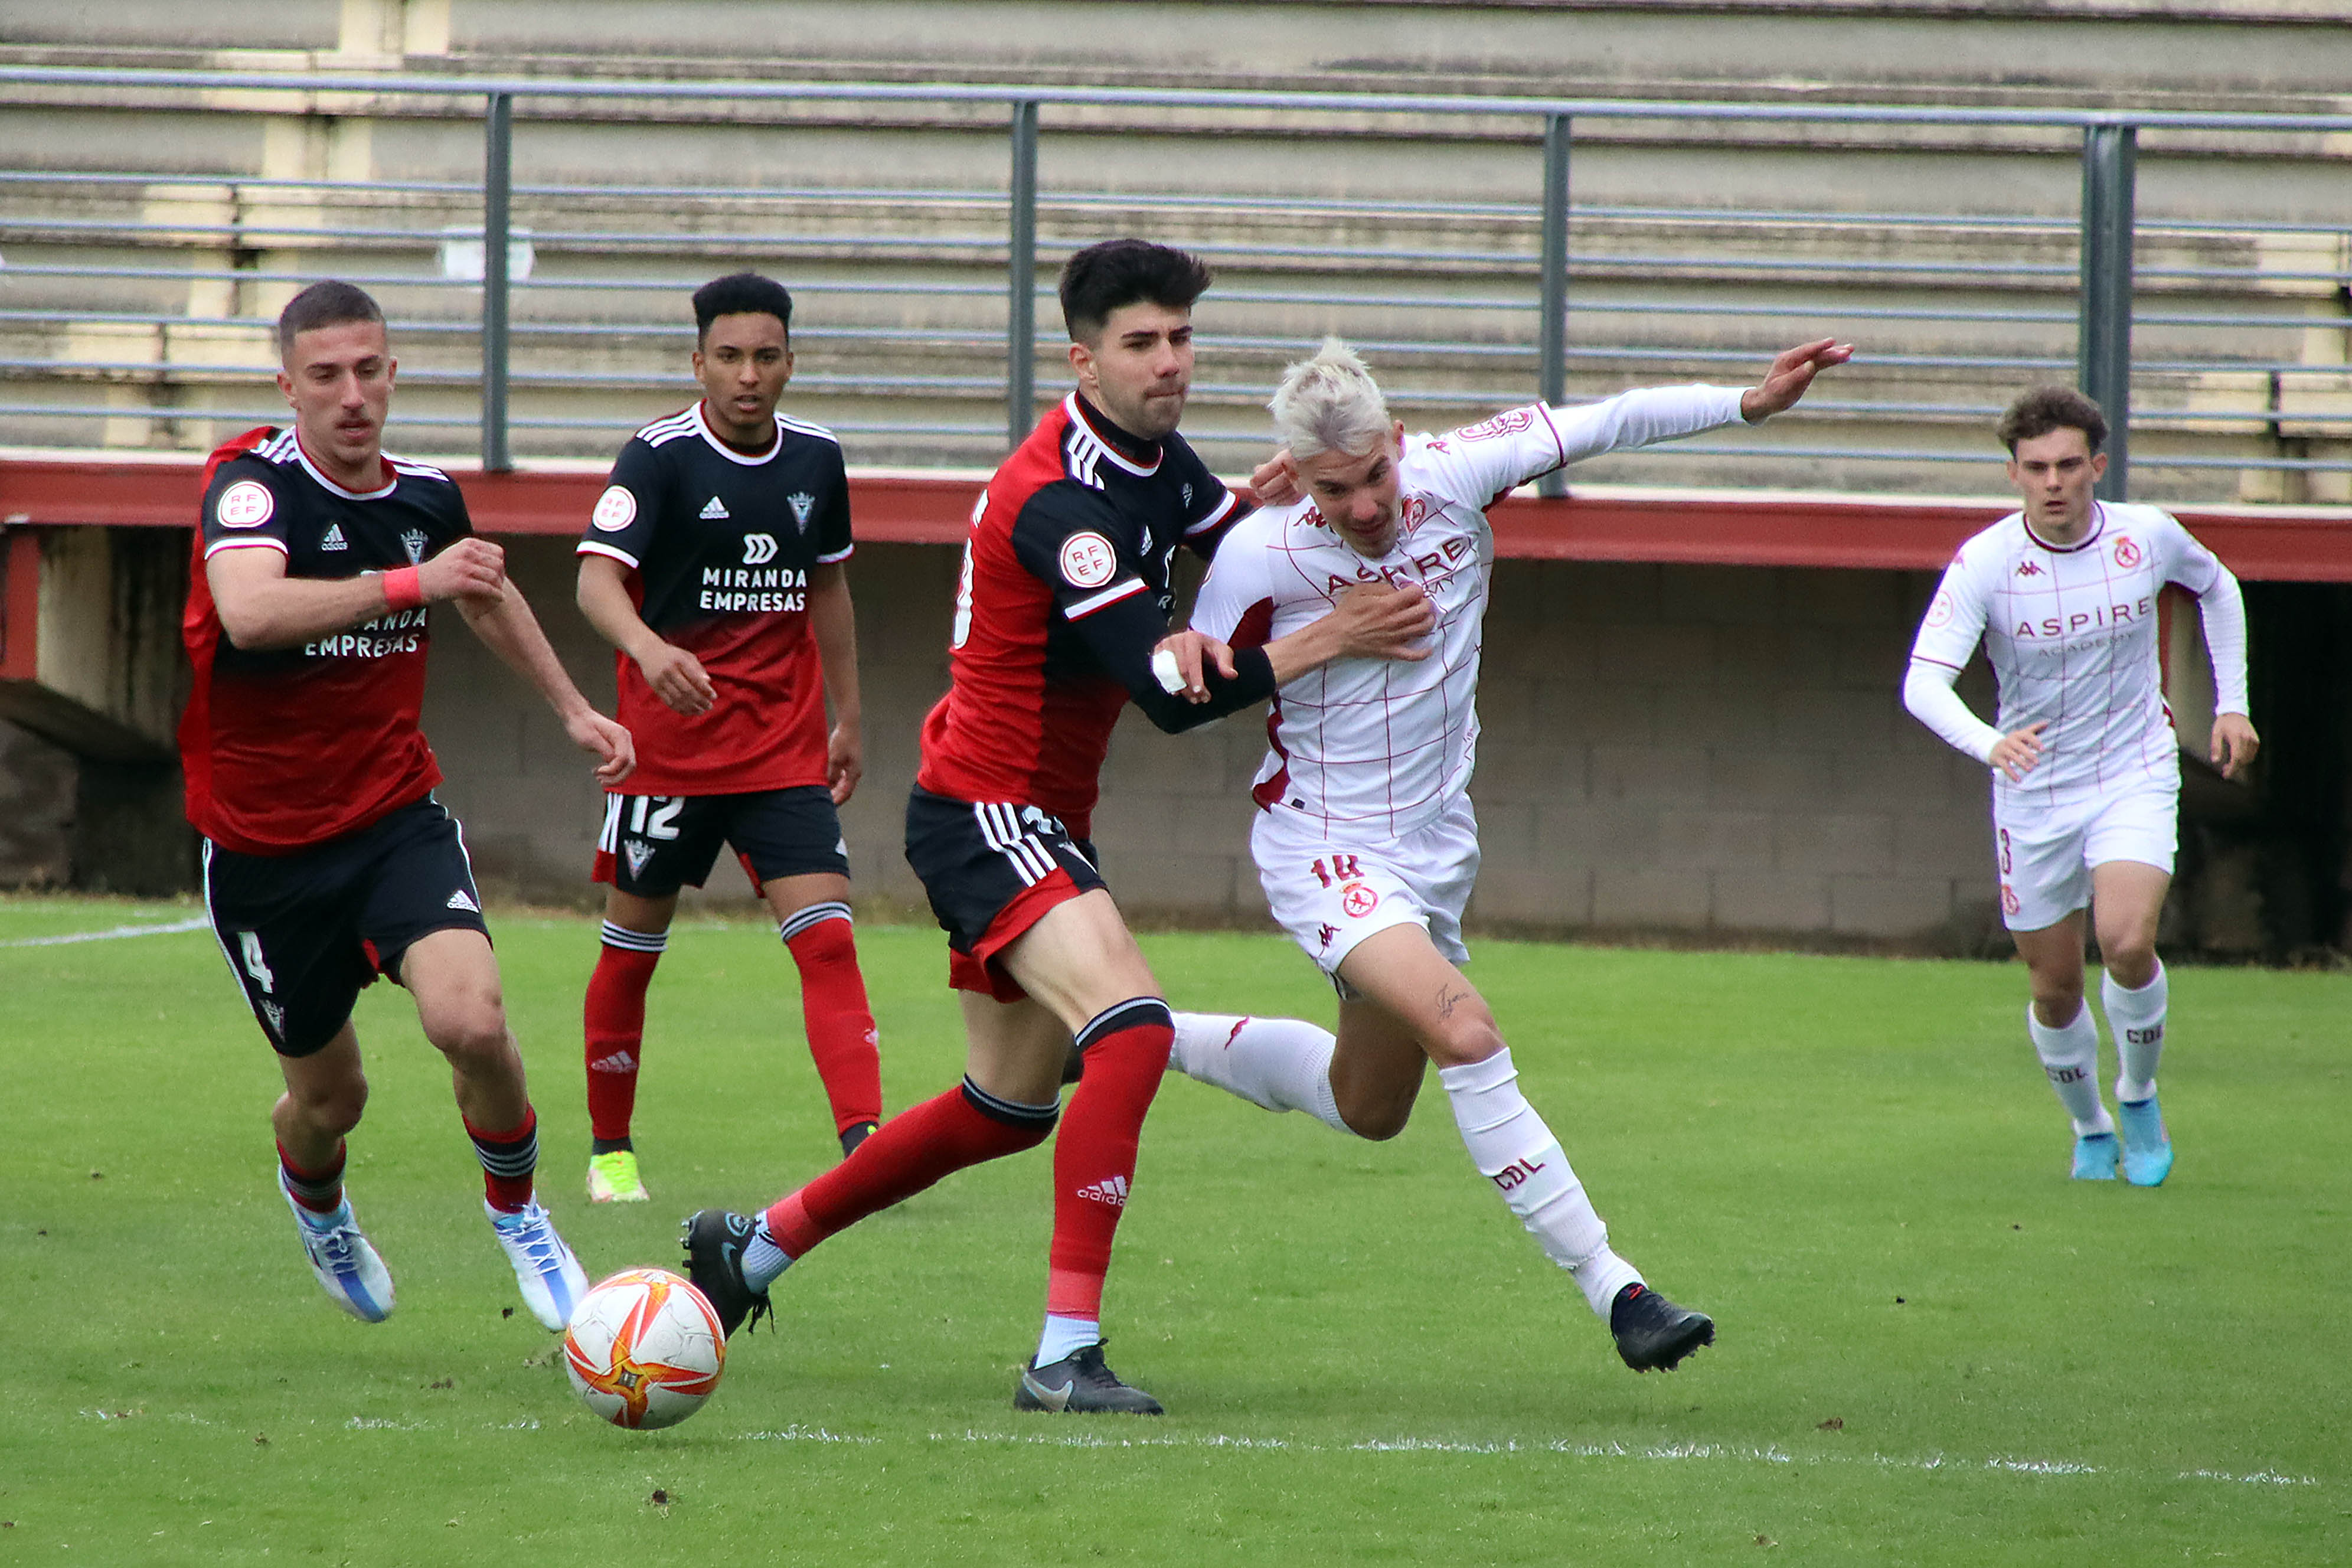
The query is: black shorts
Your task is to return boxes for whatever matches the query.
[903,786,1106,999]
[593,785,850,899]
[202,795,491,1058]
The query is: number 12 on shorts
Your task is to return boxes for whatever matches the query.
[1309,854,1363,887]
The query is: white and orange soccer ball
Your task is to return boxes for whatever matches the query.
[561,1267,726,1430]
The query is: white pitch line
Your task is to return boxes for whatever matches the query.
[0,916,209,948]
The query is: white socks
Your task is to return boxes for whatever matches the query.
[2027,1000,2113,1136]
[2103,962,2168,1104]
[741,1219,792,1291]
[1439,1048,1639,1319]
[1035,1313,1099,1367]
[1169,1012,1349,1132]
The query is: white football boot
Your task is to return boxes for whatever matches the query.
[487,1198,590,1331]
[278,1169,395,1322]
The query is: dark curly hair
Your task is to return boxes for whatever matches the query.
[1997,386,2108,453]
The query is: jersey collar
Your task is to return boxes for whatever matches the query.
[693,400,782,466]
[2021,500,2107,554]
[291,432,395,499]
[1067,393,1162,475]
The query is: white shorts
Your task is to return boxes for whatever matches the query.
[1992,780,2178,932]
[1252,796,1481,976]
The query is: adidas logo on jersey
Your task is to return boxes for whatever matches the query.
[700,496,731,520]
[1074,1174,1129,1208]
[260,999,286,1036]
[321,523,348,551]
[445,888,480,913]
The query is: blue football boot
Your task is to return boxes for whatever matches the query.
[2070,1130,2119,1181]
[2116,1097,2173,1187]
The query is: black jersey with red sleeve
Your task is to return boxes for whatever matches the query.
[178,426,469,855]
[577,403,854,796]
[914,392,1270,837]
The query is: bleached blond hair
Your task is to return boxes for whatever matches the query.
[1269,338,1392,461]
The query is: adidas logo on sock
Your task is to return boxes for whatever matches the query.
[446,888,480,912]
[1074,1174,1129,1208]
[321,523,348,551]
[587,1050,638,1073]
[700,496,730,520]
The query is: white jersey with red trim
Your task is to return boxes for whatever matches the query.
[1192,384,1743,838]
[1909,501,2242,804]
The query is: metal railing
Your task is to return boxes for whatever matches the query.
[3,64,2350,500]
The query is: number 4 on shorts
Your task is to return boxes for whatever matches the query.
[239,929,276,994]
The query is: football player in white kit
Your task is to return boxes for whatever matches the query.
[1902,386,2256,1187]
[1161,335,1850,1371]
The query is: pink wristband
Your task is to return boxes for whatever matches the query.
[381,565,424,612]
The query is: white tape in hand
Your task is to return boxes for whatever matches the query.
[1151,647,1186,694]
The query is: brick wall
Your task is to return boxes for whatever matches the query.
[423,538,2005,949]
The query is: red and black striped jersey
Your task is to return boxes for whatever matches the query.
[914,393,1269,837]
[576,402,854,795]
[179,426,470,854]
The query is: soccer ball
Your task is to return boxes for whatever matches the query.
[561,1267,726,1430]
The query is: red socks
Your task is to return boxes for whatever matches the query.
[780,903,883,1135]
[583,923,664,1145]
[1047,999,1173,1321]
[763,1077,1057,1257]
[466,1106,539,1213]
[277,1139,347,1214]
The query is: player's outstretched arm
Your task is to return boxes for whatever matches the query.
[1263,582,1436,683]
[206,535,505,651]
[459,580,635,785]
[1740,339,1855,423]
[808,562,864,805]
[577,553,714,717]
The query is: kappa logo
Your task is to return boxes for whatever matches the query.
[2015,559,2043,577]
[741,533,779,566]
[445,888,480,913]
[623,840,655,877]
[320,522,348,551]
[1317,922,1338,949]
[1074,1174,1129,1208]
[700,496,731,521]
[587,1049,638,1073]
[399,529,428,564]
[787,491,816,531]
[2113,534,2142,569]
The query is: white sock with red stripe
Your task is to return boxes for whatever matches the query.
[1170,1012,1348,1132]
[1439,1048,1639,1318]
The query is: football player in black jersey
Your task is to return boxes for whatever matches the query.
[190,280,632,1330]
[573,273,882,1202]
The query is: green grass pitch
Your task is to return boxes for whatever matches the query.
[3,894,2346,1564]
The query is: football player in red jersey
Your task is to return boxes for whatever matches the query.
[687,240,1433,1413]
[574,274,883,1203]
[184,280,633,1330]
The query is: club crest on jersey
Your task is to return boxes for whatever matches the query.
[1181,483,1193,507]
[259,999,286,1036]
[591,485,637,532]
[623,840,654,877]
[215,479,275,529]
[700,496,731,521]
[787,492,815,531]
[400,529,428,564]
[1925,589,1955,628]
[1058,531,1118,589]
[2113,534,2141,569]
[320,523,348,551]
